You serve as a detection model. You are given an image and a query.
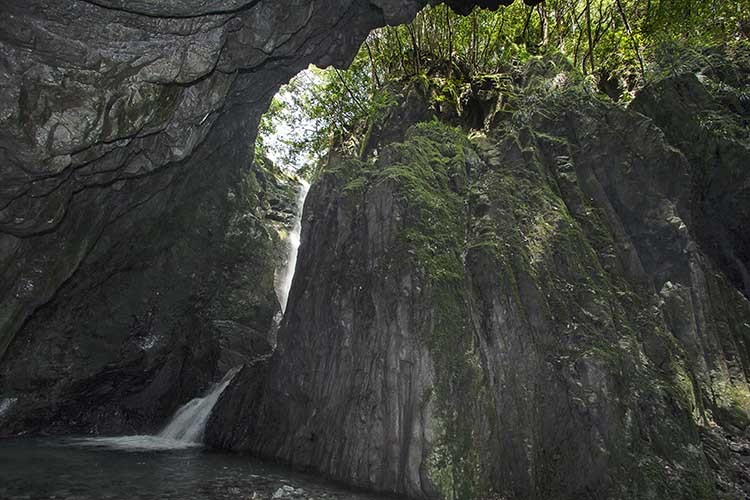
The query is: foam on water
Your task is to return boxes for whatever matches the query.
[70,435,200,451]
[158,366,240,443]
[73,366,241,451]
[0,397,17,418]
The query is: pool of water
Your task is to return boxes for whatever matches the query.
[0,437,394,500]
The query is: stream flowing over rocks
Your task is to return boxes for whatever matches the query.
[1,1,749,500]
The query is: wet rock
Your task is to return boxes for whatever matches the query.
[271,485,305,498]
[213,321,273,375]
[0,153,297,436]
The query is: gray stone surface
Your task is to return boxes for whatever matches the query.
[208,57,750,499]
[2,1,748,499]
[0,0,431,435]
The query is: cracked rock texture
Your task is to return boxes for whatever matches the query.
[0,0,433,434]
[208,54,750,498]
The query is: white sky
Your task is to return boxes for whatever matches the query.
[262,67,323,172]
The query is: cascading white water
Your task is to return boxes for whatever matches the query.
[157,366,241,443]
[276,179,311,312]
[74,367,241,451]
[74,179,311,452]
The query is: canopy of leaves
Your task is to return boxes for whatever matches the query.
[256,0,748,174]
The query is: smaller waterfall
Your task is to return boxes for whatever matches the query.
[276,179,310,312]
[73,367,240,451]
[73,179,311,453]
[157,366,240,443]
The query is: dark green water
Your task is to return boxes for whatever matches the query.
[0,438,391,500]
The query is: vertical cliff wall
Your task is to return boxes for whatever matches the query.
[208,56,750,499]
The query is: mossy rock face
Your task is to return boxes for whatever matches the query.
[208,155,304,370]
[210,52,750,500]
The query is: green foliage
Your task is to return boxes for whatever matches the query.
[377,122,469,281]
[255,55,397,176]
[256,0,750,176]
[354,0,747,92]
[255,0,747,175]
[254,96,284,160]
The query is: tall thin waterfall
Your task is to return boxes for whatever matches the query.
[276,179,310,312]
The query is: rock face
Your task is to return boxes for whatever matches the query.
[630,61,750,300]
[2,1,749,498]
[0,151,301,435]
[208,55,750,499]
[0,0,432,434]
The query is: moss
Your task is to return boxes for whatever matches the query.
[322,58,732,498]
[470,98,716,497]
[207,154,303,331]
[376,121,470,281]
[368,120,489,498]
[323,157,373,192]
[711,379,750,428]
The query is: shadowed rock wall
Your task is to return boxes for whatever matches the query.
[0,0,431,434]
[208,57,750,499]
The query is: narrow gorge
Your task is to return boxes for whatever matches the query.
[1,1,749,499]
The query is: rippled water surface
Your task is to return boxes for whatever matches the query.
[0,438,393,500]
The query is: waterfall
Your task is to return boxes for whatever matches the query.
[276,179,310,312]
[74,179,311,452]
[157,366,241,443]
[73,367,240,451]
